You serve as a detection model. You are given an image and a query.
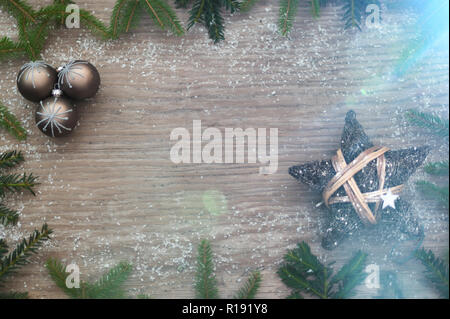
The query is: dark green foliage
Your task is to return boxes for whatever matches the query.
[0,0,183,61]
[239,0,258,12]
[0,103,27,141]
[195,239,219,298]
[0,203,19,226]
[195,239,261,299]
[0,151,24,170]
[184,0,240,43]
[406,109,449,138]
[407,110,449,209]
[234,271,261,299]
[415,180,449,209]
[415,247,449,298]
[278,242,367,299]
[341,0,372,30]
[424,161,449,176]
[0,173,37,197]
[0,223,52,283]
[46,258,133,299]
[0,291,29,298]
[278,0,300,36]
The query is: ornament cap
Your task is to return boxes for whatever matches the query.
[52,88,63,97]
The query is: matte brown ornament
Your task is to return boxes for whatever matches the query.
[35,90,78,138]
[17,61,57,102]
[58,60,100,100]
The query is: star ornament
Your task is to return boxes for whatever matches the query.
[289,110,430,250]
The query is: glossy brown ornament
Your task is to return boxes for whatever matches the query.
[35,91,78,138]
[17,61,57,102]
[58,60,100,100]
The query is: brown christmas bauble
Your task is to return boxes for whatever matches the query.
[58,60,100,100]
[17,61,57,102]
[35,91,78,138]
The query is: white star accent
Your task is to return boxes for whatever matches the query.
[380,189,399,210]
[36,98,73,138]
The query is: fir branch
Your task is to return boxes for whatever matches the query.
[79,9,110,39]
[415,247,449,298]
[240,0,259,12]
[0,239,7,260]
[0,291,29,298]
[45,258,83,298]
[0,0,36,24]
[330,250,367,299]
[424,161,449,176]
[0,102,27,141]
[0,173,37,197]
[46,259,133,299]
[406,109,449,138]
[278,242,367,299]
[0,151,25,170]
[88,262,133,298]
[415,180,449,209]
[310,0,320,18]
[342,0,376,30]
[140,0,184,36]
[278,0,300,36]
[110,0,129,38]
[0,37,24,60]
[0,203,19,226]
[234,271,261,299]
[195,239,219,299]
[0,223,52,284]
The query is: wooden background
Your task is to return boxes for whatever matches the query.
[0,0,448,298]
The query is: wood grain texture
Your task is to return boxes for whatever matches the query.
[0,0,448,299]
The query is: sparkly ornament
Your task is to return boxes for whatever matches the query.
[35,89,78,138]
[289,110,430,250]
[17,61,57,102]
[57,60,100,100]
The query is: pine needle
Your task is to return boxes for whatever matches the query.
[234,271,261,299]
[88,262,133,298]
[415,247,449,298]
[278,242,367,299]
[46,259,133,299]
[0,203,19,226]
[140,0,184,36]
[0,103,27,141]
[415,180,449,209]
[424,161,449,176]
[0,151,25,170]
[278,0,300,36]
[195,239,219,299]
[0,0,37,23]
[0,173,38,197]
[0,37,24,60]
[79,9,110,39]
[0,224,52,284]
[240,0,260,12]
[406,109,449,138]
[0,291,29,298]
[310,0,320,18]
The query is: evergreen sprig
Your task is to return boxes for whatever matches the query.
[424,161,449,176]
[0,151,24,170]
[0,203,19,226]
[0,103,27,141]
[406,109,449,138]
[195,239,262,299]
[415,247,449,298]
[341,0,374,31]
[182,0,240,43]
[233,271,261,299]
[195,239,219,298]
[415,180,449,209]
[0,173,37,197]
[46,258,133,299]
[278,242,367,299]
[0,0,183,61]
[0,223,52,284]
